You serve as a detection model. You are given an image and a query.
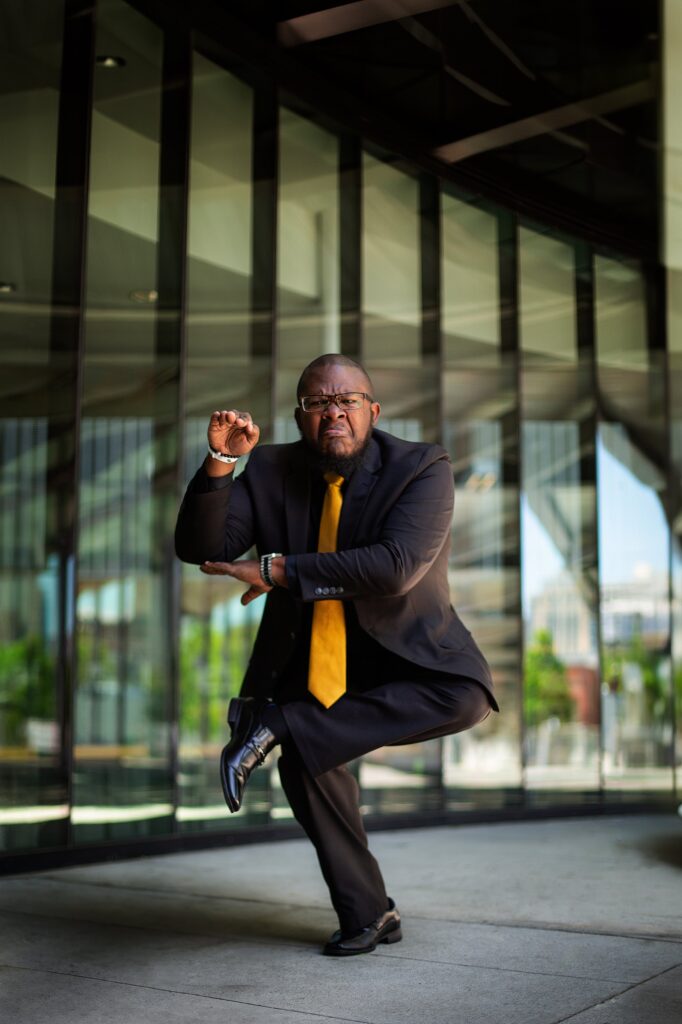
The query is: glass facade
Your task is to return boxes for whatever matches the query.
[1,0,678,864]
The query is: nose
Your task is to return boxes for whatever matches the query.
[323,399,346,418]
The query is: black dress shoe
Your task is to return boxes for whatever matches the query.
[322,898,402,956]
[220,698,277,813]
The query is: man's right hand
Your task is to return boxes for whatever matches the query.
[206,410,260,476]
[208,409,260,458]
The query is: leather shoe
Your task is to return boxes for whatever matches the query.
[220,698,277,813]
[322,898,402,956]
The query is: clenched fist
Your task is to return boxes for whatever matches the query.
[208,409,260,459]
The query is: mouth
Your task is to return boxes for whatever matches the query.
[320,427,348,438]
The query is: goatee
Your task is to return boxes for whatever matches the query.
[303,431,373,479]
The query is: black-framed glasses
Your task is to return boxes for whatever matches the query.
[299,392,373,413]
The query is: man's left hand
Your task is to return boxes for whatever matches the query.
[201,559,269,606]
[200,557,287,605]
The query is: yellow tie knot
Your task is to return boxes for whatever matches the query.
[324,472,344,488]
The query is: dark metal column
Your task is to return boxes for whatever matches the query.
[49,0,96,848]
[498,211,524,800]
[155,23,192,827]
[340,136,362,359]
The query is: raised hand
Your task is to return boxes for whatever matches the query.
[208,409,260,459]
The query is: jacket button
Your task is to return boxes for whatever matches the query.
[314,587,322,595]
[290,632,296,640]
[337,586,344,594]
[329,586,336,595]
[322,587,330,595]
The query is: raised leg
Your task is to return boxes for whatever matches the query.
[281,677,492,778]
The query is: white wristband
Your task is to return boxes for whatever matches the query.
[208,444,239,464]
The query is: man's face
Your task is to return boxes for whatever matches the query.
[295,365,381,459]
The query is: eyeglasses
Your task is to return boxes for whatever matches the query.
[299,392,373,413]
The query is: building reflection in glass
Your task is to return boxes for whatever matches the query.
[519,227,600,800]
[1,0,680,861]
[442,195,523,805]
[595,256,673,795]
[178,51,270,830]
[0,2,70,850]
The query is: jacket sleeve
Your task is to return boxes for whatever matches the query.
[174,465,256,565]
[292,452,454,601]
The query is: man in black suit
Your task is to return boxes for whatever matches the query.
[175,354,497,956]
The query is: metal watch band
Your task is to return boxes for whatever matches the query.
[208,444,239,464]
[259,552,282,587]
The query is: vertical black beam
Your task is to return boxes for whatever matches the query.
[419,173,445,798]
[251,80,278,435]
[248,77,277,814]
[498,211,524,795]
[646,261,669,492]
[154,23,192,827]
[420,172,441,453]
[576,241,605,795]
[339,135,362,359]
[49,0,96,848]
[250,80,278,442]
[420,174,440,361]
[499,213,519,358]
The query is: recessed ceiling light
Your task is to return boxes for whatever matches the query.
[0,282,16,294]
[129,289,158,303]
[96,55,126,68]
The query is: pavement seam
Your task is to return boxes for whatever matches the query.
[0,962,373,1024]
[547,961,682,1024]
[0,905,678,988]
[373,949,676,984]
[3,884,681,947]
[23,875,682,931]
[0,905,321,949]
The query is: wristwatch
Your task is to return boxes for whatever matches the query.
[208,443,239,464]
[259,552,283,587]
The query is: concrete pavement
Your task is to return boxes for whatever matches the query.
[1,813,681,1023]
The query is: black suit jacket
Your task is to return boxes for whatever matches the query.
[175,428,498,710]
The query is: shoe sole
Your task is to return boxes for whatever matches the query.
[221,699,257,813]
[219,746,240,813]
[322,925,403,956]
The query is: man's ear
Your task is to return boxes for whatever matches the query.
[294,406,302,430]
[370,402,381,425]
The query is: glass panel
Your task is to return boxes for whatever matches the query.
[275,108,339,442]
[362,153,420,360]
[671,288,682,800]
[595,256,673,797]
[662,0,682,803]
[441,196,522,804]
[0,1,69,850]
[74,0,174,841]
[519,227,600,800]
[442,195,500,367]
[178,53,267,830]
[359,157,439,816]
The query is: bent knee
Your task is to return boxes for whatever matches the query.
[436,679,492,730]
[461,681,493,727]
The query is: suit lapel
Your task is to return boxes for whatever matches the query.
[337,437,382,549]
[284,444,311,555]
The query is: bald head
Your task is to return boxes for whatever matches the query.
[296,354,374,403]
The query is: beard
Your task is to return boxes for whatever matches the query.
[301,428,373,479]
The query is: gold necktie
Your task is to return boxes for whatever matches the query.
[308,472,346,708]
